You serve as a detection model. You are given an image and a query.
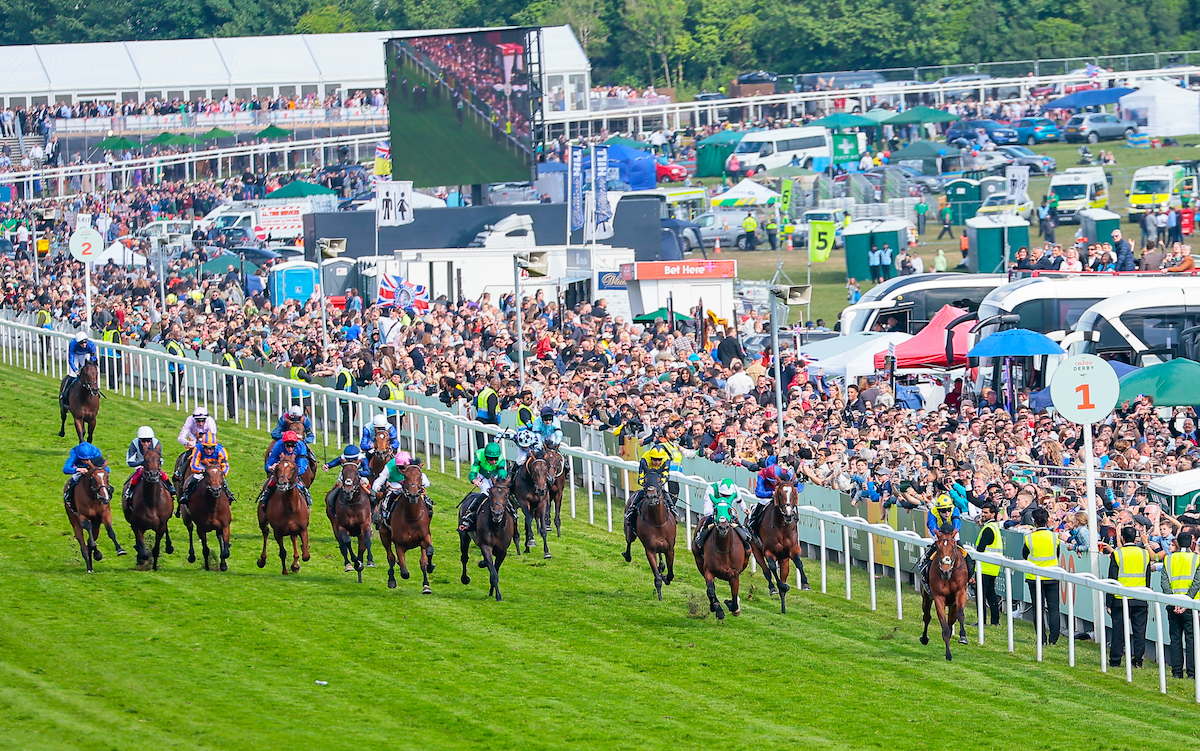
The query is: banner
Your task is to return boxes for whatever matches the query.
[594,146,612,225]
[831,134,859,165]
[376,180,414,228]
[809,220,836,262]
[376,274,429,312]
[1005,165,1030,202]
[779,180,794,219]
[374,141,392,178]
[569,145,585,232]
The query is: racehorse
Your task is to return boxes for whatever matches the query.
[380,463,435,593]
[121,446,174,571]
[257,457,311,575]
[179,460,233,571]
[693,500,748,620]
[920,525,970,661]
[368,427,395,483]
[512,454,553,559]
[64,463,126,572]
[59,360,101,443]
[459,477,518,602]
[621,478,676,601]
[263,421,317,488]
[544,447,569,537]
[749,479,810,614]
[325,463,373,581]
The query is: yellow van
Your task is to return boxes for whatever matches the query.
[1127,164,1194,220]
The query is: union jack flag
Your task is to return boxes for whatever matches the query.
[375,141,390,160]
[376,274,429,313]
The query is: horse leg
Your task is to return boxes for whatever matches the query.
[300,527,311,564]
[86,417,95,444]
[199,530,212,571]
[185,516,196,563]
[219,525,230,572]
[705,573,724,620]
[103,518,126,557]
[934,596,953,661]
[622,525,635,563]
[920,592,932,646]
[664,546,675,585]
[68,512,91,573]
[420,543,431,595]
[80,518,102,563]
[644,546,663,601]
[726,575,742,616]
[778,557,791,615]
[493,546,507,602]
[273,529,288,575]
[58,402,68,438]
[398,546,410,580]
[163,525,174,555]
[523,509,533,553]
[956,587,969,645]
[424,533,435,575]
[150,527,164,571]
[540,504,551,560]
[364,527,376,571]
[336,528,353,572]
[753,544,775,595]
[133,528,149,569]
[256,515,270,569]
[74,415,85,444]
[791,551,811,590]
[481,546,500,601]
[459,531,471,586]
[554,496,562,537]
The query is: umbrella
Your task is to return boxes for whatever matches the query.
[886,106,962,125]
[603,136,651,150]
[711,178,780,206]
[147,132,177,146]
[96,136,139,151]
[257,124,293,139]
[202,127,236,140]
[968,329,1065,358]
[632,306,691,323]
[808,112,878,129]
[1118,358,1200,406]
[860,109,898,124]
[265,180,337,199]
[168,134,206,146]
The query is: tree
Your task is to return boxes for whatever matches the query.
[621,0,684,88]
[295,4,359,33]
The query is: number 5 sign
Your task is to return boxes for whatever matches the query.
[1049,354,1119,424]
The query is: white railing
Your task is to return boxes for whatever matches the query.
[52,107,388,134]
[2,314,1198,700]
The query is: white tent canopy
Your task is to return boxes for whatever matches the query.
[711,179,781,206]
[1119,80,1200,137]
[804,331,912,381]
[90,241,147,267]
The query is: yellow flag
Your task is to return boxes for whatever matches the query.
[809,220,836,263]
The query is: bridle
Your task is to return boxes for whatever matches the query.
[525,456,549,497]
[336,464,365,505]
[935,535,962,580]
[87,467,112,504]
[78,362,101,396]
[774,482,798,524]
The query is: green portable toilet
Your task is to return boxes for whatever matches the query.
[843,220,878,283]
[871,219,913,273]
[944,178,981,225]
[1078,207,1121,246]
[979,176,1007,202]
[966,215,1030,274]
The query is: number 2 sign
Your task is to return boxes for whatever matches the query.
[1050,355,1120,425]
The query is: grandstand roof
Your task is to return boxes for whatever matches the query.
[0,25,590,99]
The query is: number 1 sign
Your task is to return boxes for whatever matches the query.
[1049,355,1119,425]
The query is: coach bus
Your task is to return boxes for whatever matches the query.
[839,273,1006,336]
[1068,287,1200,365]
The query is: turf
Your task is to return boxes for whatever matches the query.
[0,362,1197,751]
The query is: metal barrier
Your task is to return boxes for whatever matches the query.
[2,315,1198,700]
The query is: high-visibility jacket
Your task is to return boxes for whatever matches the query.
[222,352,240,370]
[976,521,1002,576]
[102,328,121,359]
[289,365,310,400]
[165,340,185,372]
[335,367,358,397]
[475,386,499,423]
[742,216,758,233]
[36,308,52,329]
[1024,528,1057,581]
[1164,551,1199,596]
[381,381,404,402]
[516,403,534,430]
[1114,545,1150,598]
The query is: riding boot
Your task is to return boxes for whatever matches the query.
[300,485,313,508]
[694,521,713,550]
[257,479,275,507]
[63,477,78,512]
[458,493,479,532]
[425,495,434,513]
[734,525,752,556]
[749,504,766,540]
[506,499,519,521]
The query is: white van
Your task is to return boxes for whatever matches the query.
[1048,166,1108,223]
[725,126,839,176]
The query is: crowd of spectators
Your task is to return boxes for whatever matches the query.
[407,35,530,139]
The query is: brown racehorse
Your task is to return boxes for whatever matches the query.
[368,428,395,483]
[621,479,676,601]
[694,506,748,620]
[59,360,101,443]
[64,463,126,572]
[513,454,553,559]
[121,446,174,571]
[380,464,436,593]
[459,477,518,602]
[325,463,374,581]
[749,480,810,614]
[264,422,316,488]
[257,457,311,575]
[920,525,971,661]
[544,447,569,537]
[180,461,233,571]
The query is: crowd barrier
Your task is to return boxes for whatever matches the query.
[2,312,1199,700]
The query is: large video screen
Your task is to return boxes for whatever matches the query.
[385,29,539,188]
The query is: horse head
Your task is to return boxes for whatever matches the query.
[79,361,100,395]
[642,479,662,508]
[287,417,306,435]
[934,525,960,581]
[773,480,799,523]
[544,448,565,478]
[373,429,394,461]
[487,478,511,524]
[400,463,424,503]
[88,464,111,503]
[274,457,298,494]
[337,463,360,493]
[525,455,549,497]
[202,461,225,497]
[143,447,162,479]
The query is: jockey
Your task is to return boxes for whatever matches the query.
[271,404,315,445]
[694,478,751,554]
[124,426,169,504]
[502,426,543,465]
[359,413,399,458]
[180,433,230,502]
[60,331,98,401]
[919,493,963,581]
[533,406,564,449]
[458,442,512,531]
[177,406,216,448]
[259,430,311,507]
[62,441,106,507]
[748,457,796,537]
[625,443,674,532]
[370,450,432,520]
[323,444,370,479]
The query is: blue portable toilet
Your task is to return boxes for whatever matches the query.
[270,260,319,307]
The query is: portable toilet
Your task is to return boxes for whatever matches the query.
[944,178,981,225]
[843,220,879,282]
[1078,208,1121,246]
[979,175,1007,202]
[321,258,358,310]
[270,260,319,307]
[966,215,1031,274]
[870,218,914,258]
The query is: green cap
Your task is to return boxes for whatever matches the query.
[484,443,501,459]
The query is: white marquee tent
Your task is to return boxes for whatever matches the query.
[1119,80,1200,137]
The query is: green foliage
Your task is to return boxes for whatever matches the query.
[295,4,359,33]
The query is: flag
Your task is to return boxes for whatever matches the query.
[809,220,836,263]
[569,145,585,233]
[376,274,403,307]
[594,146,612,224]
[374,141,392,178]
[376,274,429,313]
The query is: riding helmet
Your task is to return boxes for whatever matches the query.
[137,426,155,440]
[484,443,502,459]
[540,406,554,418]
[282,430,300,444]
[372,414,388,428]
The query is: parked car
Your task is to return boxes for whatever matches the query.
[975,192,1034,220]
[1062,113,1138,143]
[866,165,943,194]
[937,73,994,102]
[693,211,755,250]
[945,119,1020,145]
[737,71,778,85]
[1010,117,1062,145]
[220,246,282,267]
[995,145,1057,174]
[655,157,688,183]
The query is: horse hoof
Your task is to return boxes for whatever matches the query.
[187,553,196,563]
[461,574,471,585]
[366,561,376,568]
[426,563,436,574]
[478,560,488,568]
[290,563,300,573]
[302,554,311,563]
[135,560,151,571]
[165,543,174,554]
[256,557,267,569]
[58,430,65,438]
[494,593,503,602]
[93,550,103,562]
[779,582,790,595]
[345,563,354,572]
[621,551,631,563]
[116,549,128,557]
[946,653,953,661]
[86,568,94,574]
[801,584,812,591]
[715,609,725,620]
[354,561,364,573]
[388,578,397,589]
[663,575,673,585]
[219,561,228,572]
[959,636,969,645]
[401,570,410,580]
[768,585,778,597]
[543,552,552,560]
[920,636,929,646]
[422,585,432,595]
[709,601,717,613]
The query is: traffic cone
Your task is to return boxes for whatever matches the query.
[786,235,793,252]
[714,237,722,254]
